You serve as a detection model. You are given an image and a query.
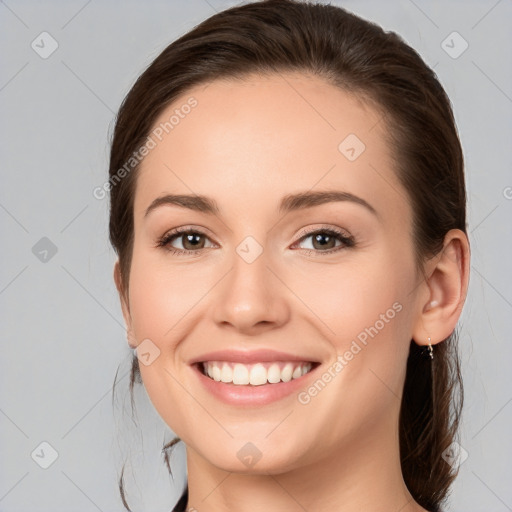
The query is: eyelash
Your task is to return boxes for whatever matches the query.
[156,225,355,257]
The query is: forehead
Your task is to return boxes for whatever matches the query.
[134,72,407,223]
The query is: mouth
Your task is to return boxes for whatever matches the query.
[197,360,320,386]
[191,359,321,406]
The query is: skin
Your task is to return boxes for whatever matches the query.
[114,72,470,512]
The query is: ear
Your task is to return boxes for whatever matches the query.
[113,261,137,349]
[412,229,470,347]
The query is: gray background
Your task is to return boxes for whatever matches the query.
[1,0,511,511]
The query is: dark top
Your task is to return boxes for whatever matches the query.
[171,485,442,512]
[172,486,188,512]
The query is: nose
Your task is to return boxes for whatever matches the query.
[212,245,290,335]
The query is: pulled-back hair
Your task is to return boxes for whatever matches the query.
[109,1,466,510]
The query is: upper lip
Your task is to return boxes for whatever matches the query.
[189,349,321,365]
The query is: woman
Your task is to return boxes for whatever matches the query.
[109,1,470,510]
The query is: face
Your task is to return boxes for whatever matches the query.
[118,72,424,474]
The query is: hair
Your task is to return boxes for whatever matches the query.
[109,1,466,511]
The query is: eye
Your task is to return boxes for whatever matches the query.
[156,225,355,257]
[156,227,216,255]
[292,226,355,255]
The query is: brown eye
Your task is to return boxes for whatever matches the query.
[310,232,337,250]
[294,228,355,254]
[158,229,215,254]
[179,232,207,250]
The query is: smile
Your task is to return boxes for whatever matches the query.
[192,359,321,406]
[201,361,315,386]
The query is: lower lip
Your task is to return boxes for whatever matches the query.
[192,363,320,406]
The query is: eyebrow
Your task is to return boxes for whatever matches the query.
[144,190,378,218]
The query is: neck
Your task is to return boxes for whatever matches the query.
[184,413,428,512]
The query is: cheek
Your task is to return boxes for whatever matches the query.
[286,253,412,347]
[286,251,415,405]
[126,251,211,433]
[287,264,414,448]
[127,248,215,344]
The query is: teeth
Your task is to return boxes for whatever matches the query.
[212,365,221,382]
[267,363,281,384]
[202,361,314,386]
[233,363,249,385]
[249,364,267,385]
[220,363,233,383]
[292,366,302,379]
[281,363,293,382]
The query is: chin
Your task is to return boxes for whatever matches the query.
[194,438,309,475]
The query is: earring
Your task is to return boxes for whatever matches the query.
[427,337,434,360]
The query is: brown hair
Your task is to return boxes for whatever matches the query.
[109,1,466,510]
